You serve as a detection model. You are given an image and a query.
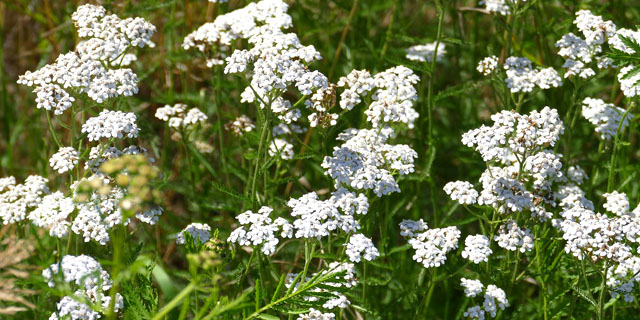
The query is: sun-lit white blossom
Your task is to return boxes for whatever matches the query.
[444,181,478,205]
[49,147,79,174]
[81,110,139,141]
[177,223,212,245]
[582,98,633,140]
[228,206,292,255]
[494,220,534,252]
[345,234,379,263]
[461,234,492,264]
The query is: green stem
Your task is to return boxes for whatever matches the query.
[46,111,63,148]
[249,117,270,208]
[152,282,197,320]
[607,104,635,192]
[427,0,445,145]
[106,225,125,320]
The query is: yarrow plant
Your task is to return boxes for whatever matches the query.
[5,0,640,319]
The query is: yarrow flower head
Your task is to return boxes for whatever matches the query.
[155,103,208,129]
[480,0,513,15]
[49,147,79,174]
[0,175,49,225]
[581,97,633,140]
[400,221,461,268]
[225,115,255,136]
[177,223,212,245]
[17,4,155,112]
[555,10,616,79]
[44,254,123,320]
[269,138,295,160]
[503,57,562,93]
[322,127,417,197]
[461,279,509,319]
[461,234,493,264]
[286,189,368,240]
[461,278,484,297]
[405,41,446,63]
[444,181,478,205]
[228,206,293,255]
[345,233,379,263]
[28,192,74,238]
[494,220,534,253]
[477,56,499,76]
[81,110,139,141]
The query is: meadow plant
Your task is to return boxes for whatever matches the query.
[2,0,640,319]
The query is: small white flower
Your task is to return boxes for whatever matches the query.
[177,223,212,245]
[444,181,478,205]
[50,147,79,174]
[461,234,492,264]
[345,234,379,263]
[477,56,499,76]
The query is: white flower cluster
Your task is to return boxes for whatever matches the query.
[269,138,295,160]
[503,57,562,93]
[225,115,255,136]
[462,107,564,163]
[297,309,335,320]
[603,191,631,216]
[44,255,123,320]
[345,233,380,263]
[18,4,155,112]
[285,262,357,310]
[557,197,640,264]
[608,25,640,96]
[72,184,127,245]
[0,175,49,225]
[399,218,428,238]
[494,220,534,253]
[616,65,640,97]
[581,97,633,140]
[462,279,509,319]
[477,56,499,76]
[49,147,79,174]
[183,0,292,63]
[555,10,616,79]
[186,0,335,127]
[336,70,374,110]
[400,220,461,268]
[458,108,566,218]
[461,234,493,264]
[337,66,420,128]
[28,192,74,238]
[461,278,484,297]
[177,222,212,245]
[81,110,139,141]
[322,127,417,197]
[444,181,479,205]
[479,0,512,15]
[228,206,293,255]
[286,189,368,239]
[405,41,446,63]
[607,256,640,302]
[155,103,208,129]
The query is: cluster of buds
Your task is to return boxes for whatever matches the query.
[75,155,162,214]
